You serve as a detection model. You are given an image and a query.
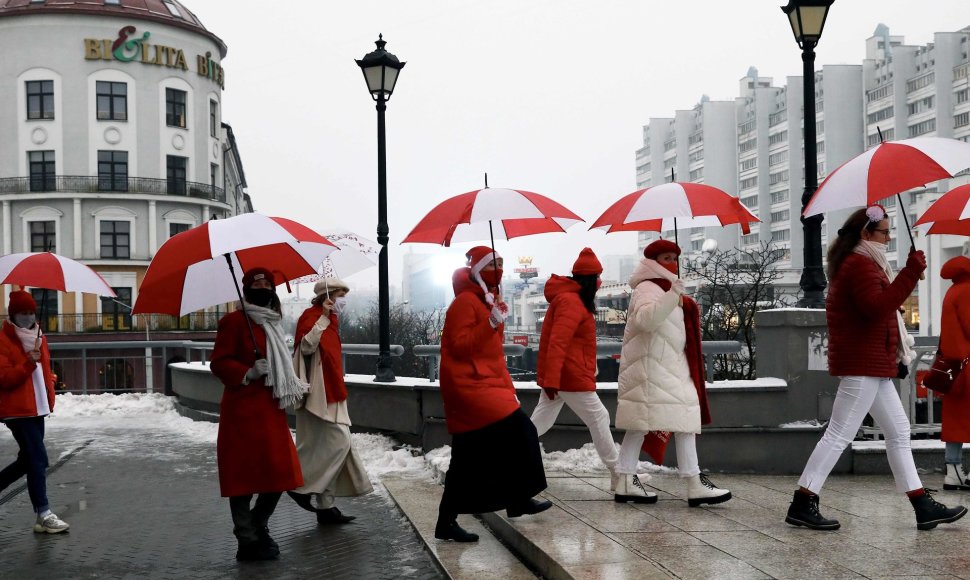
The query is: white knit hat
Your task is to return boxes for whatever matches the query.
[313,277,350,298]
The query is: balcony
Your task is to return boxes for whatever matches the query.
[37,312,222,334]
[0,175,226,203]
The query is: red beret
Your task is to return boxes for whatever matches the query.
[8,290,37,315]
[644,239,681,260]
[465,245,497,266]
[242,267,275,289]
[572,247,603,276]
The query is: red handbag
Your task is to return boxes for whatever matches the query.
[923,353,966,395]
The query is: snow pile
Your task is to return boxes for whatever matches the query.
[52,392,178,417]
[779,419,825,429]
[352,433,433,483]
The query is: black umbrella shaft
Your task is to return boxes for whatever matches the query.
[224,253,261,358]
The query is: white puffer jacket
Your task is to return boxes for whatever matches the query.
[615,258,700,433]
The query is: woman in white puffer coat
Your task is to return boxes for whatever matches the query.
[614,240,731,507]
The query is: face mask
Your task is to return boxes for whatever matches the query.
[479,269,503,287]
[596,278,603,289]
[660,261,679,275]
[243,287,274,307]
[332,296,348,314]
[12,313,36,329]
[862,239,888,253]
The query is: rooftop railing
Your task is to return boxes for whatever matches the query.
[0,175,226,203]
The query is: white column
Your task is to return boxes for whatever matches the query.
[73,199,82,259]
[148,200,157,256]
[2,200,11,254]
[75,291,83,332]
[203,205,211,222]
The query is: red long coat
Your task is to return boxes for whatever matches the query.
[439,268,519,434]
[940,256,970,442]
[826,253,921,378]
[294,306,347,403]
[210,310,303,497]
[536,275,596,392]
[0,321,55,419]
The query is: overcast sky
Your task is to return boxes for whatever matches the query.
[187,0,970,293]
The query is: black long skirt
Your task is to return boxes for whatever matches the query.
[439,408,547,515]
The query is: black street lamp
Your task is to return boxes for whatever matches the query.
[782,0,833,308]
[357,34,405,382]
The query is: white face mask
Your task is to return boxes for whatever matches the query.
[332,296,348,314]
[12,313,36,329]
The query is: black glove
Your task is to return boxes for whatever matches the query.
[897,362,909,380]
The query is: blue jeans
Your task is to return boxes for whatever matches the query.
[946,441,964,465]
[0,416,50,513]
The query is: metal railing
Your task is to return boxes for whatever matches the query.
[0,175,225,203]
[415,344,526,382]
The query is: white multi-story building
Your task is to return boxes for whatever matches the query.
[0,0,249,331]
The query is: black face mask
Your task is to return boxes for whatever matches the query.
[244,287,275,307]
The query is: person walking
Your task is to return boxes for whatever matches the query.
[435,246,551,543]
[786,205,966,531]
[210,268,307,561]
[288,277,373,524]
[614,240,731,507]
[531,248,619,485]
[936,245,970,490]
[0,290,69,534]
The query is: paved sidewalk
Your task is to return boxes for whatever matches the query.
[0,421,442,580]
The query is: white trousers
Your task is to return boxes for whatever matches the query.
[616,431,700,477]
[531,391,619,468]
[798,375,922,494]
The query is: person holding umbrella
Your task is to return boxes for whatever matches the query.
[786,205,966,531]
[531,248,619,483]
[288,277,373,524]
[210,268,307,561]
[435,246,551,542]
[614,240,731,507]
[0,290,68,534]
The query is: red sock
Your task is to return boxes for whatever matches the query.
[906,488,926,498]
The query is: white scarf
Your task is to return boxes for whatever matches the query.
[853,241,916,365]
[243,302,309,409]
[13,324,49,416]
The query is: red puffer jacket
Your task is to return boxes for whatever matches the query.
[0,321,55,419]
[537,275,597,392]
[826,253,921,378]
[439,267,519,434]
[939,256,970,441]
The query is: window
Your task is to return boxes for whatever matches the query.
[96,81,127,121]
[29,221,55,252]
[688,149,704,163]
[104,0,121,4]
[636,161,651,175]
[210,163,219,191]
[28,151,55,192]
[30,289,58,333]
[166,88,187,128]
[209,100,218,137]
[906,72,935,93]
[769,131,787,146]
[162,0,182,18]
[739,119,756,134]
[769,150,788,166]
[770,190,789,204]
[907,96,935,116]
[956,112,970,128]
[167,155,187,195]
[769,170,789,186]
[169,222,191,238]
[958,88,970,104]
[770,209,790,222]
[771,229,791,242]
[741,233,759,245]
[100,221,130,259]
[815,120,824,135]
[867,106,894,124]
[741,195,758,208]
[26,80,54,120]
[740,176,758,190]
[740,158,757,171]
[689,167,703,181]
[908,118,936,137]
[101,287,132,331]
[769,109,787,127]
[867,84,893,102]
[868,128,895,146]
[739,138,757,153]
[97,151,128,192]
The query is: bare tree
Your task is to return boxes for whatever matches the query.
[339,303,445,378]
[682,242,795,380]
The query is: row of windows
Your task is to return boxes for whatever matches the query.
[867,84,893,102]
[768,150,788,166]
[740,158,757,171]
[907,72,935,93]
[867,106,894,125]
[28,218,190,258]
[688,149,704,163]
[909,118,936,137]
[958,88,970,104]
[769,170,789,186]
[868,128,895,146]
[25,149,218,195]
[771,229,790,242]
[908,95,935,116]
[770,190,789,204]
[740,195,758,208]
[768,110,786,127]
[688,168,703,181]
[768,131,787,146]
[740,176,758,190]
[739,138,757,153]
[26,80,220,137]
[770,209,790,222]
[957,112,970,128]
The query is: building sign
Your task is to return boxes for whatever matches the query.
[514,256,538,280]
[512,335,529,346]
[84,26,225,88]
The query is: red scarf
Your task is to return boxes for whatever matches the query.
[640,278,711,464]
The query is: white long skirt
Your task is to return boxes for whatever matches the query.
[292,403,373,508]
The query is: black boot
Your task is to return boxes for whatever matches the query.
[287,491,317,513]
[910,489,968,530]
[256,527,279,554]
[785,490,840,531]
[434,517,479,542]
[316,507,356,525]
[506,497,553,518]
[236,539,280,562]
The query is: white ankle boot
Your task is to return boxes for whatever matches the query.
[944,464,970,490]
[686,473,731,507]
[614,474,657,504]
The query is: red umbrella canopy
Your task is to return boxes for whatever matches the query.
[804,137,970,217]
[0,252,115,296]
[914,184,970,236]
[590,182,759,234]
[133,214,338,316]
[402,187,584,247]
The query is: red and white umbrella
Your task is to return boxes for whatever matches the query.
[290,228,380,285]
[402,187,584,247]
[0,252,115,297]
[914,184,970,236]
[804,137,970,217]
[590,182,759,235]
[133,213,338,317]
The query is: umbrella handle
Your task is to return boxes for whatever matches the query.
[223,254,262,358]
[896,194,925,281]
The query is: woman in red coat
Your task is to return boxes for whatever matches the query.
[938,250,970,489]
[0,291,68,534]
[210,268,306,561]
[435,246,550,543]
[787,206,965,532]
[530,248,618,479]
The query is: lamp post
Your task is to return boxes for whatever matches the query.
[782,0,833,308]
[357,34,405,382]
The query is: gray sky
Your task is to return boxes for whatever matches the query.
[187,0,970,292]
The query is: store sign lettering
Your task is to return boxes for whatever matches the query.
[84,26,225,88]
